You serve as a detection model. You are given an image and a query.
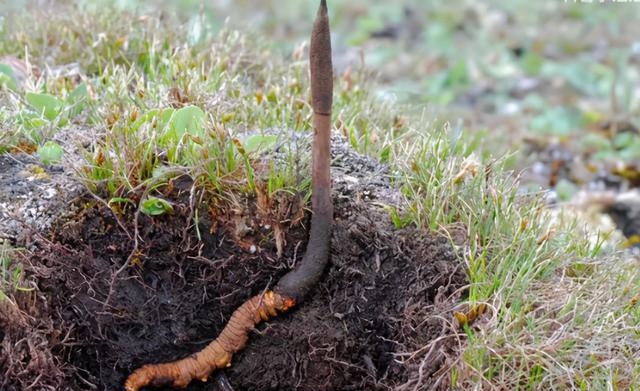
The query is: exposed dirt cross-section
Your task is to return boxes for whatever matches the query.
[1,135,467,391]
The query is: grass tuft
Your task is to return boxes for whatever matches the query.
[387,118,640,389]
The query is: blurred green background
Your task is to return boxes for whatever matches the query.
[3,0,640,192]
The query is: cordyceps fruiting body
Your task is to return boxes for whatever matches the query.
[123,1,333,390]
[274,0,333,304]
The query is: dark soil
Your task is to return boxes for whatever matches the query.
[1,142,466,391]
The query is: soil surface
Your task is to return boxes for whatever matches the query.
[1,137,466,391]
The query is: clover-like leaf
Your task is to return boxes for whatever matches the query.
[140,196,174,216]
[37,141,64,165]
[26,92,64,121]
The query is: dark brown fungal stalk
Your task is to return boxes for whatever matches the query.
[123,1,333,390]
[275,0,333,302]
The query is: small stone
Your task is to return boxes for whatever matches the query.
[43,188,57,199]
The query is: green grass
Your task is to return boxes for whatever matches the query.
[368,108,640,389]
[0,243,31,302]
[1,1,392,201]
[1,1,639,390]
[393,127,640,389]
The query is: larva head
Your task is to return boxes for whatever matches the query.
[282,296,296,311]
[265,290,296,312]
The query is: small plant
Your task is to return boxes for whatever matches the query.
[139,196,174,216]
[0,62,19,91]
[0,245,32,302]
[25,92,64,121]
[0,77,88,156]
[37,140,64,165]
[19,84,88,132]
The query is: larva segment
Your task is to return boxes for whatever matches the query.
[123,291,295,391]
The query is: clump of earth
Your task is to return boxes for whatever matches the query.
[0,133,467,391]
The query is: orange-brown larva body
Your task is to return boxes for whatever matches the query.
[124,291,294,391]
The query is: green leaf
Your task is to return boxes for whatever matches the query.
[349,126,358,149]
[242,134,278,154]
[520,52,543,76]
[426,22,454,55]
[445,60,469,88]
[613,132,636,149]
[169,105,205,139]
[140,196,174,216]
[579,133,611,152]
[582,110,603,125]
[542,61,611,97]
[158,108,175,129]
[18,112,47,129]
[379,145,391,164]
[0,63,18,90]
[66,83,88,118]
[37,141,64,165]
[26,92,63,120]
[618,136,640,162]
[530,107,584,136]
[555,178,578,202]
